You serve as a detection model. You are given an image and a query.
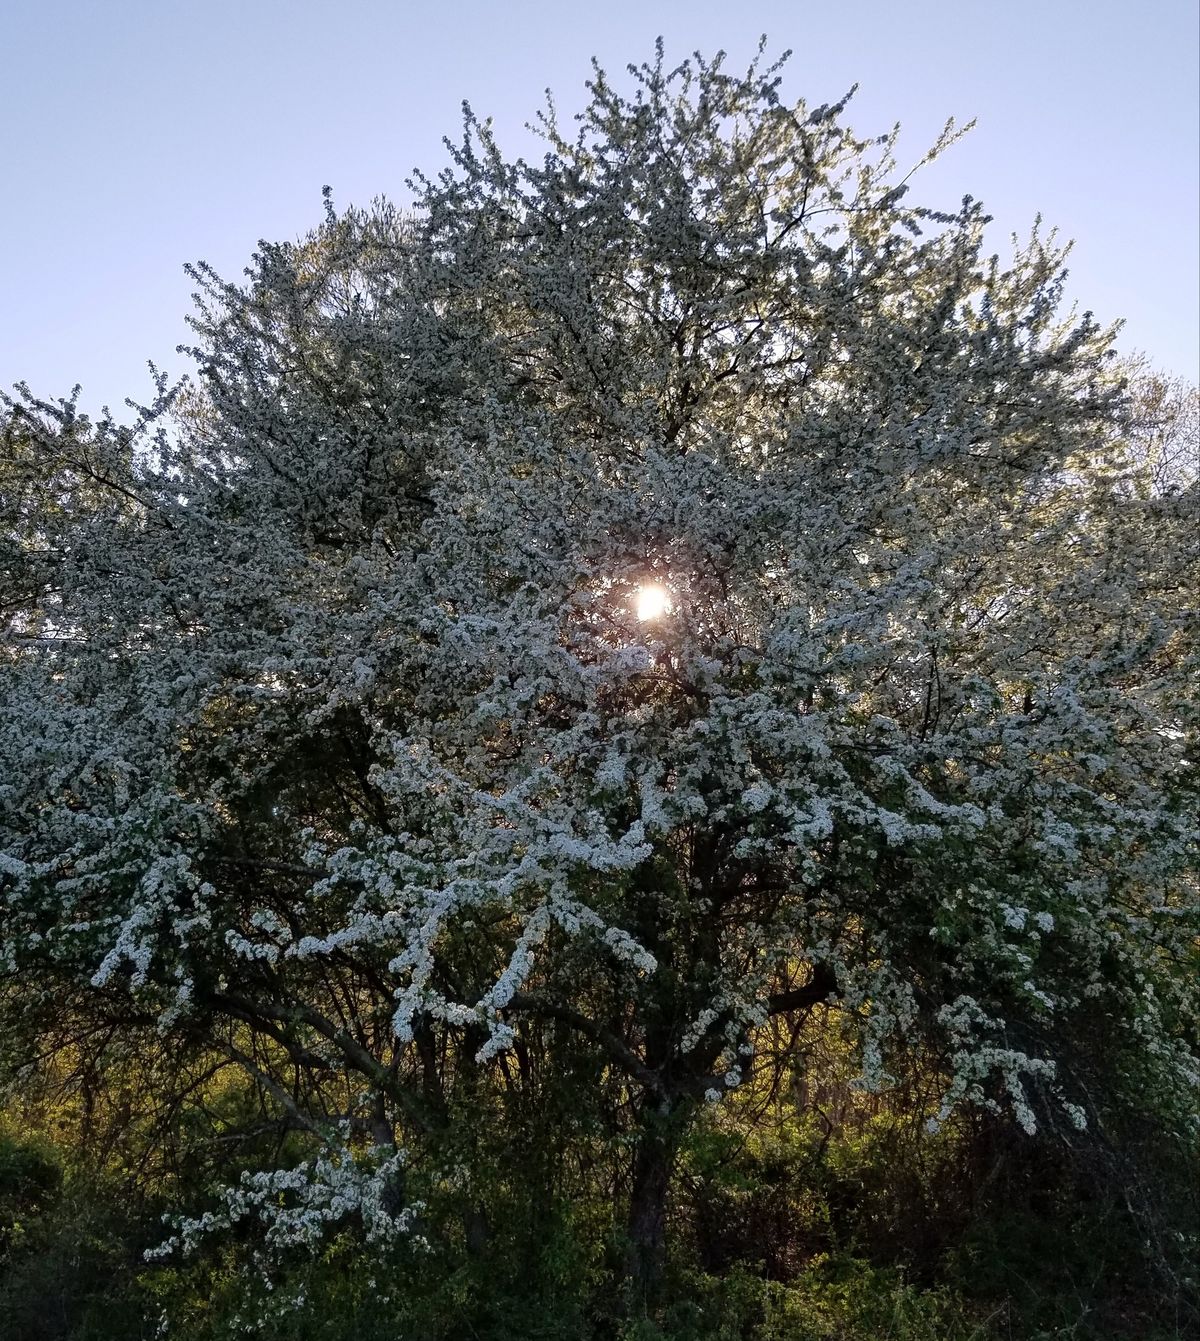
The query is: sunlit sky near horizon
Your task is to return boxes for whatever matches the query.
[2,0,1197,421]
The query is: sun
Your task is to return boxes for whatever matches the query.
[635,583,672,621]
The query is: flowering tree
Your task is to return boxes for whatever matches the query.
[2,43,1196,1304]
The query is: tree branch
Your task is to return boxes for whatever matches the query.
[766,963,840,1016]
[505,993,665,1096]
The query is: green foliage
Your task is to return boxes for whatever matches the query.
[4,1077,1194,1340]
[0,1132,62,1249]
[642,1259,985,1341]
[0,1163,159,1340]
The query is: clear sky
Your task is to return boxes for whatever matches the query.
[2,0,1197,420]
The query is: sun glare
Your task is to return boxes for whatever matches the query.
[635,583,671,621]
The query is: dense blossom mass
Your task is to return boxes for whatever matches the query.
[1,43,1196,1301]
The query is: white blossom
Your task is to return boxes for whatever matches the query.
[2,40,1195,1267]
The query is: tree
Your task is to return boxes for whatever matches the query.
[2,42,1196,1315]
[1121,360,1199,497]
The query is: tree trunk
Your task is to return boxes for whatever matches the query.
[623,1099,678,1313]
[370,1101,408,1220]
[464,1202,490,1256]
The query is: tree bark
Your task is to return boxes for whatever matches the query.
[623,1098,680,1313]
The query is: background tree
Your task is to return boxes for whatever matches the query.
[2,42,1196,1330]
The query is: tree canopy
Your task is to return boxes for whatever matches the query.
[2,41,1197,1333]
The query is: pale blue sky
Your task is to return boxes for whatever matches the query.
[2,1,1196,419]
